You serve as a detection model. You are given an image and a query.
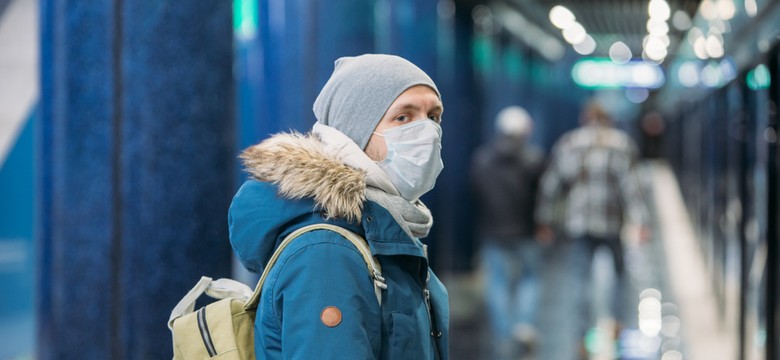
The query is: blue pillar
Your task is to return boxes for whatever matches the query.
[427,1,482,272]
[244,0,375,142]
[375,0,438,75]
[38,1,235,358]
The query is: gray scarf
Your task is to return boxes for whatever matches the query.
[312,123,433,239]
[365,187,433,239]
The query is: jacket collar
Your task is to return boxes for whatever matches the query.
[239,132,426,259]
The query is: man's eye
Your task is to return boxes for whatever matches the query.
[428,114,441,122]
[395,115,410,122]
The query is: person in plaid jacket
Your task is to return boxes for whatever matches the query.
[535,100,649,353]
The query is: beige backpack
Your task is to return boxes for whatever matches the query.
[167,223,386,359]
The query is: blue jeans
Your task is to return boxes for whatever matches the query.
[480,240,542,357]
[569,234,627,335]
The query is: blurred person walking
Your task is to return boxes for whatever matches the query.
[470,106,546,359]
[535,101,648,358]
[229,54,449,359]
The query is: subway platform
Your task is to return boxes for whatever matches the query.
[0,162,731,360]
[444,160,736,360]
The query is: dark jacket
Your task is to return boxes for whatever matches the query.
[470,136,544,244]
[230,132,449,359]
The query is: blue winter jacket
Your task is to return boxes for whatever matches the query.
[228,132,449,359]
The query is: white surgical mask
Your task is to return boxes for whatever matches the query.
[374,120,444,201]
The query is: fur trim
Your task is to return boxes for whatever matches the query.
[240,132,366,222]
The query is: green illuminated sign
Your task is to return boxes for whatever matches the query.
[571,58,665,89]
[746,64,771,90]
[234,0,258,40]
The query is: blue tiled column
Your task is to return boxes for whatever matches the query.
[242,0,375,141]
[38,1,234,358]
[426,1,482,272]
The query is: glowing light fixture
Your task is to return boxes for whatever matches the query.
[626,88,649,103]
[700,0,718,20]
[701,62,722,87]
[609,41,632,64]
[657,34,671,47]
[549,5,576,29]
[718,0,736,20]
[647,19,669,36]
[644,36,667,61]
[672,10,692,31]
[233,0,258,40]
[745,0,758,17]
[677,61,700,87]
[693,36,709,59]
[747,64,771,90]
[705,35,724,58]
[687,27,703,44]
[573,35,596,55]
[638,296,662,337]
[648,0,671,21]
[572,58,665,89]
[562,22,587,44]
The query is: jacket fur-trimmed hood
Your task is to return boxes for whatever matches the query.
[239,132,367,222]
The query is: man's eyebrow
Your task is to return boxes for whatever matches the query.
[390,103,443,112]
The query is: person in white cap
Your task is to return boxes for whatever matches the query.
[470,106,545,359]
[229,54,448,359]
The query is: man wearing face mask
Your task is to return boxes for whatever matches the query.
[229,54,448,359]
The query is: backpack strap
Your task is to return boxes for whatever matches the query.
[243,223,386,311]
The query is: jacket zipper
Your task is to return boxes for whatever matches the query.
[424,288,442,360]
[421,247,442,360]
[197,307,218,357]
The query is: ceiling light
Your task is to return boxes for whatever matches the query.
[672,10,692,31]
[700,0,718,20]
[745,0,758,17]
[657,34,670,47]
[719,58,737,81]
[677,62,700,87]
[648,0,671,21]
[573,35,596,55]
[610,41,632,64]
[549,5,576,29]
[709,18,730,35]
[626,88,649,103]
[718,0,736,20]
[645,46,667,61]
[693,36,709,59]
[562,22,587,44]
[687,27,703,44]
[705,35,724,58]
[642,51,664,64]
[644,36,666,53]
[701,62,722,87]
[647,19,669,36]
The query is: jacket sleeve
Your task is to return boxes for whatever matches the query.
[535,142,567,226]
[266,230,382,359]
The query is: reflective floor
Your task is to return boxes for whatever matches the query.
[445,162,731,360]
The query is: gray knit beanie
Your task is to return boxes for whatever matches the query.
[313,54,440,150]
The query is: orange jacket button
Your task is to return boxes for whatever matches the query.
[320,306,342,327]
